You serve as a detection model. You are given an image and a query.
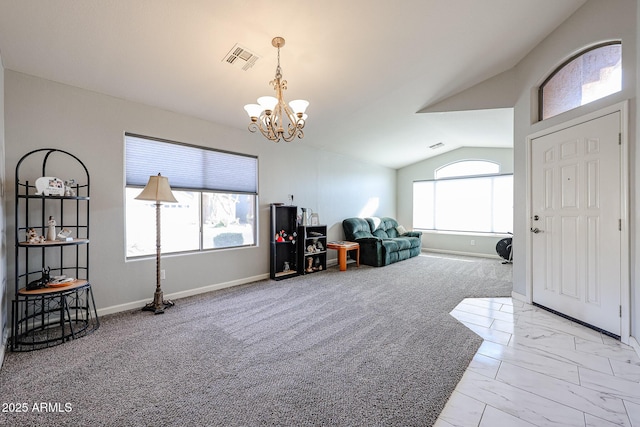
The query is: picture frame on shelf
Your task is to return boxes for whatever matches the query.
[310,213,320,226]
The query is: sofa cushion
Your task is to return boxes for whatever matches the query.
[373,228,389,239]
[342,217,374,240]
[392,237,413,251]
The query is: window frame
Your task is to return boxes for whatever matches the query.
[413,160,513,235]
[538,41,622,121]
[124,134,258,259]
[435,159,500,179]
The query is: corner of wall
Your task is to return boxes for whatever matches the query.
[0,51,7,365]
[418,68,517,114]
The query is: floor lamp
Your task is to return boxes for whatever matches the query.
[135,173,178,314]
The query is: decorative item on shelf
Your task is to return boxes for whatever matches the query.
[57,228,73,242]
[244,36,309,143]
[315,257,322,270]
[34,176,65,196]
[48,275,75,287]
[301,207,309,226]
[283,261,290,272]
[310,213,320,226]
[135,173,178,314]
[46,216,56,241]
[64,179,76,196]
[276,229,296,244]
[26,228,45,244]
[26,267,50,291]
[315,240,324,251]
[306,257,314,273]
[307,244,316,253]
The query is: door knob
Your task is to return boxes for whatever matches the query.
[530,227,542,234]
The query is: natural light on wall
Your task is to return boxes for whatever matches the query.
[358,197,380,218]
[540,42,621,120]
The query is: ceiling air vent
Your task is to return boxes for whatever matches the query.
[223,44,260,71]
[429,142,445,149]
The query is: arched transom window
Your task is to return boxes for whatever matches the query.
[539,42,621,121]
[435,160,499,179]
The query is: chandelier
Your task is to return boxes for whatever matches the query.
[244,37,309,142]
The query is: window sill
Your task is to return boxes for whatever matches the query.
[415,229,512,238]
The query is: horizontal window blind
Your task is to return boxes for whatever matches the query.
[125,134,257,194]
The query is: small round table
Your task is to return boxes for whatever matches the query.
[12,280,99,351]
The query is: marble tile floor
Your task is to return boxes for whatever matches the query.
[434,297,640,427]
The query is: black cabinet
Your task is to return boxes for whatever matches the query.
[298,225,327,274]
[11,149,99,351]
[270,204,299,280]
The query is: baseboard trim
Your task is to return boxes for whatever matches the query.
[422,248,501,260]
[97,273,269,317]
[0,327,8,370]
[511,291,528,303]
[628,336,640,358]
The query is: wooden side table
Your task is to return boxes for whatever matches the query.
[327,241,360,271]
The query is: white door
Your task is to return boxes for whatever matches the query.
[531,112,621,336]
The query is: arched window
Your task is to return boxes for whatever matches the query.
[539,42,621,121]
[435,160,499,179]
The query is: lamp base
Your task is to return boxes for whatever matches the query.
[142,290,174,315]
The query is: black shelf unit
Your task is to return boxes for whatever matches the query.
[270,204,299,280]
[298,225,327,274]
[11,148,99,351]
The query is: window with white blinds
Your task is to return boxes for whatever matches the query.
[125,134,258,257]
[125,134,257,194]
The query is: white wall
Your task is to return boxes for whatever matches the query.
[3,71,396,314]
[397,146,513,257]
[397,0,638,338]
[511,0,637,302]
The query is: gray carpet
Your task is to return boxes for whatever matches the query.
[0,253,512,426]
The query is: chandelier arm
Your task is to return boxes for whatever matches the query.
[251,116,277,141]
[282,104,300,129]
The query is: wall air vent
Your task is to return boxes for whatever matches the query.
[223,44,260,71]
[429,142,445,149]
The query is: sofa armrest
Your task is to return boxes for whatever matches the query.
[352,237,385,267]
[354,237,382,248]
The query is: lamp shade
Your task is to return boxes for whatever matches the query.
[135,173,178,203]
[257,96,278,112]
[244,103,264,119]
[289,99,309,115]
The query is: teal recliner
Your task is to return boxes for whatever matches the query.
[342,217,422,267]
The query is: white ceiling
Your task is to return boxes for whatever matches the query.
[0,0,587,169]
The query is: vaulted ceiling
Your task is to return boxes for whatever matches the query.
[0,0,587,168]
